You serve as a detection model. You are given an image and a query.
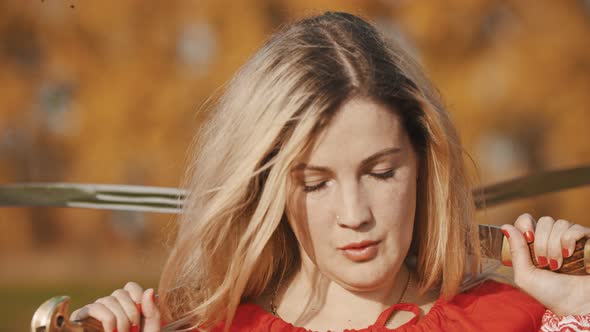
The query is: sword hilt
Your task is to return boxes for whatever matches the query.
[501,237,590,275]
[31,296,104,332]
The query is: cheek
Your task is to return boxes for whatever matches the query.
[370,178,417,230]
[300,195,333,242]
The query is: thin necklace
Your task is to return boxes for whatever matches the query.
[270,268,412,317]
[397,268,412,304]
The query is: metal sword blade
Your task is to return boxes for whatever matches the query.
[478,224,505,261]
[0,183,186,214]
[1,166,588,213]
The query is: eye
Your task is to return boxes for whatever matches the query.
[303,181,326,193]
[369,169,395,180]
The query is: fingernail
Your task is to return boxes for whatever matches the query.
[152,289,157,303]
[501,229,510,239]
[549,259,559,271]
[112,329,117,332]
[562,248,569,258]
[502,260,513,267]
[130,324,139,332]
[136,303,142,314]
[537,256,548,267]
[524,231,535,243]
[161,319,167,327]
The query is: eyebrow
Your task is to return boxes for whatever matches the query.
[292,147,402,172]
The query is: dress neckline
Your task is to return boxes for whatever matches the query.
[243,296,446,331]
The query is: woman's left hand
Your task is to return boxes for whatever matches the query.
[502,213,590,316]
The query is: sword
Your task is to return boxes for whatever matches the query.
[2,166,590,212]
[2,167,588,331]
[1,167,588,274]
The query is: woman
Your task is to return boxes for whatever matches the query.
[70,12,590,332]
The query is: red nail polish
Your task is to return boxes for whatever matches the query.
[136,303,142,314]
[524,231,535,243]
[152,291,157,303]
[112,329,117,332]
[130,324,139,332]
[562,248,569,258]
[537,256,548,267]
[549,259,559,271]
[501,229,510,239]
[161,319,167,327]
[502,260,513,267]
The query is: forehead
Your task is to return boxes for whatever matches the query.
[302,98,407,165]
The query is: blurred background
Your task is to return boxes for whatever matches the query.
[1,0,589,330]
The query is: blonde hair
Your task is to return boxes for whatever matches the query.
[158,11,480,331]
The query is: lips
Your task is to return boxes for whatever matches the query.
[338,240,380,250]
[338,240,380,262]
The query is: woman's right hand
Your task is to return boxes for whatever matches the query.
[69,282,161,332]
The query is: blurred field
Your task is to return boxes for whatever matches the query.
[1,0,590,330]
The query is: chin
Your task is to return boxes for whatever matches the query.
[330,263,395,291]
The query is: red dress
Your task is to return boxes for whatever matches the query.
[210,280,548,331]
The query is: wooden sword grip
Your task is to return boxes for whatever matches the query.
[502,236,590,275]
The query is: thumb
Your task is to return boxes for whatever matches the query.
[141,288,162,332]
[501,224,535,275]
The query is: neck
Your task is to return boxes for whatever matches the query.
[273,257,412,329]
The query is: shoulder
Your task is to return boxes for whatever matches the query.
[442,280,546,331]
[456,279,541,303]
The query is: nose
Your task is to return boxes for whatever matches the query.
[335,179,372,229]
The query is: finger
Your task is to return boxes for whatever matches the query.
[501,224,535,283]
[141,288,162,332]
[513,213,536,244]
[123,281,144,304]
[111,289,141,329]
[69,307,83,321]
[533,216,555,267]
[123,282,144,315]
[96,296,131,332]
[547,219,571,270]
[70,303,117,332]
[561,224,590,258]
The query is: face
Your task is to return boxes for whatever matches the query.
[287,97,419,292]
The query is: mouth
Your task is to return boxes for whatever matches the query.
[338,240,380,250]
[338,240,381,262]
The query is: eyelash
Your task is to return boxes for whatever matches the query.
[302,169,395,193]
